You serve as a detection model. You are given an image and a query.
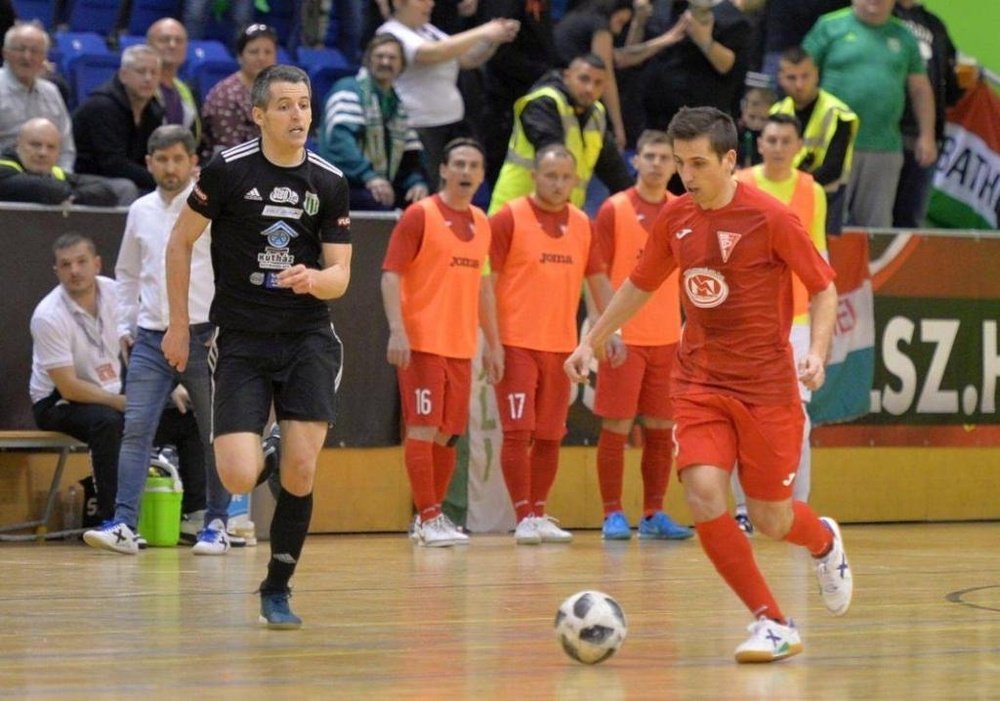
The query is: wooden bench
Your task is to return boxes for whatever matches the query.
[0,430,87,541]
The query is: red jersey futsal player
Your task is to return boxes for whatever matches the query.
[590,129,692,541]
[565,107,853,663]
[381,138,495,548]
[489,144,604,545]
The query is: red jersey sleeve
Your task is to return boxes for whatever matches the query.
[590,200,615,274]
[488,205,516,272]
[382,202,426,273]
[770,204,836,293]
[629,206,677,292]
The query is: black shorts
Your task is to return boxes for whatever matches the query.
[211,325,343,436]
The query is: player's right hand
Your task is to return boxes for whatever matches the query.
[386,329,411,368]
[162,326,190,372]
[605,334,627,368]
[564,344,593,383]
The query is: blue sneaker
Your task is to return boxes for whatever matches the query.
[259,589,302,629]
[638,511,694,540]
[602,511,632,540]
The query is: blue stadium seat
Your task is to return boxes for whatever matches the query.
[12,0,55,29]
[276,46,294,67]
[181,39,231,83]
[117,35,147,51]
[70,53,121,109]
[308,63,356,122]
[296,47,350,75]
[67,0,120,34]
[193,58,239,102]
[127,0,184,36]
[254,0,297,47]
[54,31,110,78]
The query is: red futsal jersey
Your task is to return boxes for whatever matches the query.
[630,182,836,405]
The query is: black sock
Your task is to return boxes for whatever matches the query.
[260,488,313,594]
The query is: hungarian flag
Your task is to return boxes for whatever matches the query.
[927,81,1000,229]
[808,233,875,425]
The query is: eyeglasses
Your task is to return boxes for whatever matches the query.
[6,44,46,56]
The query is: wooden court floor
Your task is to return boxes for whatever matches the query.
[1,523,998,700]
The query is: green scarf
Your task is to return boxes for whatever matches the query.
[356,71,412,182]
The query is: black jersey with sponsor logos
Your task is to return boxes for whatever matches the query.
[188,139,351,333]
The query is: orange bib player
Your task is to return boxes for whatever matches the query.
[382,138,495,548]
[566,107,853,664]
[589,130,693,542]
[489,144,604,545]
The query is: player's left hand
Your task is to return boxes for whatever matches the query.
[604,334,627,368]
[277,265,315,295]
[798,352,826,391]
[405,183,429,203]
[483,343,505,384]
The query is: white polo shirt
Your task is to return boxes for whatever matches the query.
[30,276,121,403]
[376,19,463,128]
[115,181,214,339]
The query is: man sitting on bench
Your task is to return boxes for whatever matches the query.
[30,234,124,525]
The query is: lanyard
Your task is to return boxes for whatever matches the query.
[60,289,115,362]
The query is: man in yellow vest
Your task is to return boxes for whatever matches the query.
[770,46,857,234]
[733,113,827,535]
[488,53,631,214]
[589,129,693,542]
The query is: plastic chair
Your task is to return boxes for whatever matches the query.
[193,58,239,102]
[254,0,297,48]
[296,47,350,75]
[67,0,120,33]
[53,31,110,78]
[127,0,184,36]
[181,39,232,84]
[70,52,121,109]
[11,0,55,30]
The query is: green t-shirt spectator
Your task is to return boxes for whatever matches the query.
[804,8,925,152]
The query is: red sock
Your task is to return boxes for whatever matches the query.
[405,438,439,521]
[530,438,561,515]
[431,442,456,506]
[641,427,673,517]
[695,514,785,622]
[784,501,834,556]
[597,429,627,515]
[501,432,532,522]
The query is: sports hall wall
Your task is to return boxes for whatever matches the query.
[1,204,997,532]
[924,0,1000,74]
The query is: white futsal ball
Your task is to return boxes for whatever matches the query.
[554,590,627,664]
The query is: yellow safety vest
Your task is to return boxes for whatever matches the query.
[488,85,607,214]
[0,159,67,180]
[771,89,859,188]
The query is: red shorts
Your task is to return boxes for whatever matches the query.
[672,392,804,501]
[495,345,571,440]
[396,352,472,436]
[594,343,676,420]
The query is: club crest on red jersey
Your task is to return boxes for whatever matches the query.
[717,231,742,263]
[683,267,729,308]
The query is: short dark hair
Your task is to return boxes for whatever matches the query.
[364,34,406,72]
[666,106,737,158]
[251,64,310,108]
[764,113,803,138]
[237,22,278,55]
[52,233,96,257]
[534,143,576,168]
[442,137,485,164]
[147,124,196,155]
[566,52,607,72]
[636,129,670,153]
[780,46,813,66]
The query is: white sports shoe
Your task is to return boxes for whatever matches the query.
[418,515,457,548]
[83,521,139,555]
[408,515,421,543]
[532,514,572,543]
[441,513,469,545]
[815,517,853,616]
[734,617,803,664]
[192,518,231,556]
[514,516,541,545]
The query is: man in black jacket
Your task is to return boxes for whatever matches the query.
[0,117,118,206]
[72,45,164,196]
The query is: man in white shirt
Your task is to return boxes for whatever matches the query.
[0,22,76,173]
[30,234,124,524]
[84,125,231,556]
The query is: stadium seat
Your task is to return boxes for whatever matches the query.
[308,63,356,122]
[296,47,350,75]
[11,0,55,30]
[254,0,297,48]
[54,31,110,78]
[67,0,120,34]
[276,46,294,67]
[69,53,121,110]
[193,58,239,102]
[117,35,147,51]
[127,0,184,36]
[181,39,232,84]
